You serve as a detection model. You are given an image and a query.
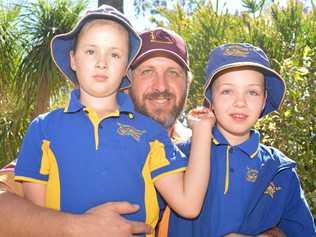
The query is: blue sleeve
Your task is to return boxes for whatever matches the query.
[150,130,188,180]
[15,117,48,182]
[278,168,316,236]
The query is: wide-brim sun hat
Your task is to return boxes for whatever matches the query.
[51,4,141,89]
[203,43,286,117]
[131,27,190,72]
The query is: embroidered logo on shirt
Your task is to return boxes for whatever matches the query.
[117,123,146,142]
[264,182,282,198]
[246,167,259,182]
[223,45,250,57]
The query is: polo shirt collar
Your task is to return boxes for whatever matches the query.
[64,89,83,113]
[116,91,135,114]
[212,126,260,158]
[64,89,135,114]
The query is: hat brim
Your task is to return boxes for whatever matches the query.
[203,62,286,117]
[51,13,141,89]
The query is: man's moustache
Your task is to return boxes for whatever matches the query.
[144,91,175,100]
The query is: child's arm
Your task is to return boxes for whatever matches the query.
[22,182,46,207]
[155,107,215,218]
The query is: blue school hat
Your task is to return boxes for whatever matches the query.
[51,4,141,89]
[204,43,286,117]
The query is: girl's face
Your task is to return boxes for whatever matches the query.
[211,68,266,145]
[70,19,129,100]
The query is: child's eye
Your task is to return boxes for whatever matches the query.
[85,49,94,55]
[221,89,231,95]
[112,53,120,59]
[249,90,259,96]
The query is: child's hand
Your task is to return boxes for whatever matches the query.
[187,107,216,132]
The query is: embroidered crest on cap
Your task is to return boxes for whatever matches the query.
[117,122,146,141]
[246,167,258,182]
[150,31,174,44]
[223,45,250,57]
[264,182,281,198]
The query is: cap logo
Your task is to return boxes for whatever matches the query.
[149,31,174,44]
[223,45,251,57]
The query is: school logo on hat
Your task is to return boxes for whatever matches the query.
[223,44,251,57]
[51,4,141,89]
[203,43,286,118]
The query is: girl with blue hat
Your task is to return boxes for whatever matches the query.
[14,5,216,236]
[167,43,315,237]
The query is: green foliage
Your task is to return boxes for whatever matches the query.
[0,0,87,166]
[155,0,316,215]
[14,0,87,116]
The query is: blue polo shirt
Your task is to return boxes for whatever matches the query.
[15,89,187,232]
[168,126,315,237]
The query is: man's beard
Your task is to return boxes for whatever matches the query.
[130,89,186,129]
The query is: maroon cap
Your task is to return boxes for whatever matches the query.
[131,27,190,71]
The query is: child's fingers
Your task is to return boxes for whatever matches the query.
[189,107,214,119]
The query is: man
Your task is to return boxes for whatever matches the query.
[0,27,284,237]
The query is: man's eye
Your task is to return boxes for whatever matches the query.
[169,70,179,76]
[141,69,153,76]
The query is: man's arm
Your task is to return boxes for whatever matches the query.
[224,228,286,237]
[0,189,152,237]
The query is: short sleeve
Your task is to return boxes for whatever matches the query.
[15,117,49,183]
[148,130,188,181]
[278,168,316,236]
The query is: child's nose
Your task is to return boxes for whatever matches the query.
[233,94,247,107]
[96,55,108,69]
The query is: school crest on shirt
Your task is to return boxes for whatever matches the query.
[117,123,146,142]
[223,45,250,57]
[246,167,259,182]
[264,182,282,198]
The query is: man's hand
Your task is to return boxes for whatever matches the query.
[224,227,286,237]
[71,201,153,237]
[257,227,286,237]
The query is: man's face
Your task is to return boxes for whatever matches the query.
[130,56,187,129]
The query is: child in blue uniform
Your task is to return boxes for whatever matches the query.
[167,43,316,237]
[14,5,215,236]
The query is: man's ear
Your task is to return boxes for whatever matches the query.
[69,50,76,71]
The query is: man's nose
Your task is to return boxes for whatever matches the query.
[153,74,169,92]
